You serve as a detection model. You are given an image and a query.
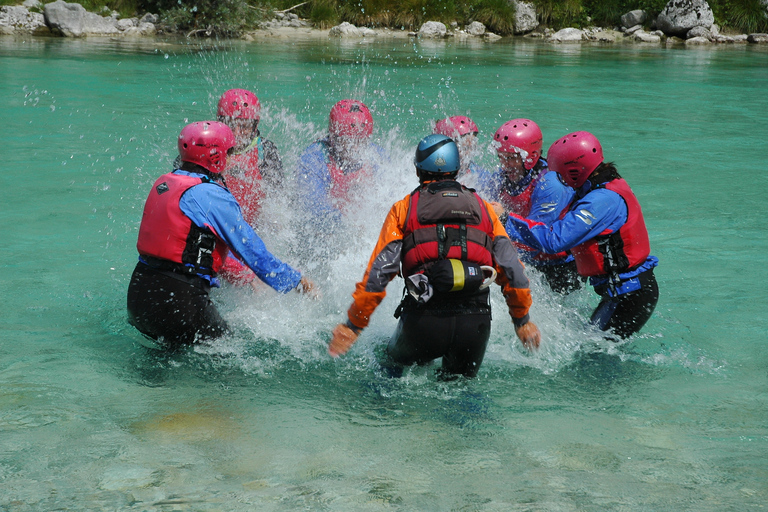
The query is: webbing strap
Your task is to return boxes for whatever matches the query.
[449,259,465,292]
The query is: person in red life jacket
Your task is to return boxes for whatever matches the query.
[127,121,316,349]
[505,131,659,339]
[214,89,286,286]
[296,99,386,230]
[477,119,582,294]
[433,115,488,185]
[327,134,541,378]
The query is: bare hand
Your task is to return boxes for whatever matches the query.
[296,276,319,299]
[489,201,505,219]
[328,323,359,357]
[515,321,541,351]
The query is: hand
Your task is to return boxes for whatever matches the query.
[328,323,359,357]
[296,276,319,299]
[515,321,541,351]
[489,201,505,219]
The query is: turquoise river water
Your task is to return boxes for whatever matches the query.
[1,35,767,511]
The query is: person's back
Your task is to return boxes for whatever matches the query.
[327,134,540,378]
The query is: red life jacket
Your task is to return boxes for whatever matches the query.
[501,168,570,264]
[326,144,373,210]
[571,178,651,277]
[136,172,229,276]
[401,181,495,276]
[224,140,263,226]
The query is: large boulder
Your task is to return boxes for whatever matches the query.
[44,1,119,37]
[466,21,486,36]
[512,0,538,34]
[621,9,647,28]
[329,22,362,37]
[419,21,447,38]
[0,5,49,34]
[656,0,714,37]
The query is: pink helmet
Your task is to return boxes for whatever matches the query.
[433,116,479,138]
[329,99,373,138]
[177,121,236,174]
[547,131,604,188]
[493,119,543,170]
[217,89,260,121]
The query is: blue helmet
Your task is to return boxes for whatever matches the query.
[414,134,460,174]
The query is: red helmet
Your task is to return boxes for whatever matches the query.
[493,119,543,170]
[547,131,604,188]
[177,121,235,174]
[433,115,479,138]
[217,89,260,121]
[329,99,373,139]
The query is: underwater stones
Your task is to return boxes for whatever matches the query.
[621,9,647,28]
[656,0,715,37]
[685,35,711,44]
[512,1,539,34]
[419,21,447,38]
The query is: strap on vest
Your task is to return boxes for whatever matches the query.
[436,223,468,260]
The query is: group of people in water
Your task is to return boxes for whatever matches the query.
[127,88,659,378]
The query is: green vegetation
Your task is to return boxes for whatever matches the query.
[4,0,766,36]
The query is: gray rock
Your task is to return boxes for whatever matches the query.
[329,22,362,37]
[139,13,158,25]
[485,32,502,41]
[685,35,711,44]
[0,5,48,33]
[651,30,665,36]
[665,35,686,44]
[686,25,712,39]
[419,21,447,38]
[625,24,642,34]
[44,1,119,36]
[710,23,719,36]
[22,0,42,9]
[466,21,485,36]
[117,17,136,30]
[656,0,714,37]
[621,9,647,28]
[512,0,538,34]
[550,27,585,42]
[634,30,661,42]
[748,33,768,43]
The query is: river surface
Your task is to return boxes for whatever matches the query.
[2,35,767,511]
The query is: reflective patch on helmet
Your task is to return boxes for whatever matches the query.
[575,209,596,225]
[435,157,446,166]
[156,182,169,195]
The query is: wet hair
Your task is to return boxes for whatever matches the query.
[418,170,459,183]
[590,161,621,183]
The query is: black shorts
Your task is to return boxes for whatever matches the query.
[126,263,229,349]
[386,290,492,378]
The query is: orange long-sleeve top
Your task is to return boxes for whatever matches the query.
[346,187,533,331]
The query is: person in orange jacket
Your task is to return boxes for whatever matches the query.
[328,134,540,378]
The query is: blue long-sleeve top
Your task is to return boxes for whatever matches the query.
[175,170,301,292]
[296,138,386,221]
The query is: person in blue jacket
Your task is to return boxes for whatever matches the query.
[477,119,581,294]
[505,131,659,339]
[295,99,386,229]
[127,121,315,349]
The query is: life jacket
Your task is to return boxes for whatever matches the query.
[500,162,570,264]
[136,172,229,276]
[570,178,651,277]
[224,137,264,226]
[401,181,495,277]
[323,140,373,209]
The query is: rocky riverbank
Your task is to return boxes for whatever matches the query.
[2,0,767,46]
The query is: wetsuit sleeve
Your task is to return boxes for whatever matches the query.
[260,138,284,188]
[527,172,575,224]
[180,183,302,293]
[505,188,628,254]
[485,200,533,327]
[346,195,410,330]
[296,142,340,222]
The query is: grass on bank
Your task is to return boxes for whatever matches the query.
[4,0,767,36]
